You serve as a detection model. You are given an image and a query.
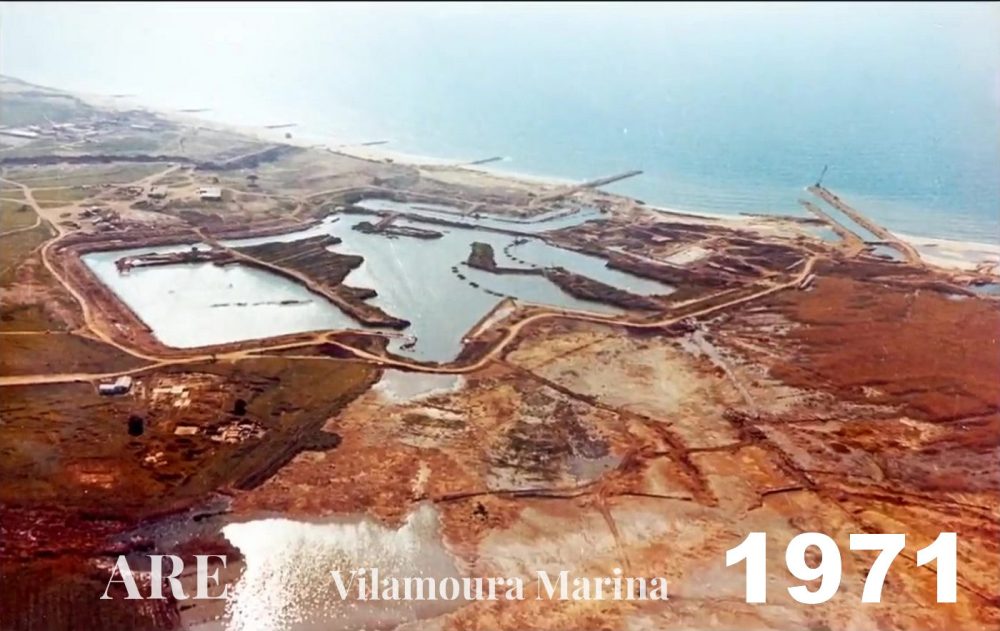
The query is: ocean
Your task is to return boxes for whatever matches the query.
[2,3,998,242]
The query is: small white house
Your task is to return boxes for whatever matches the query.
[197,187,223,202]
[148,185,168,199]
[98,375,133,396]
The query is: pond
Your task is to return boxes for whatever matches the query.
[216,504,466,631]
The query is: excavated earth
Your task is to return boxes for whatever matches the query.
[4,229,998,631]
[185,262,997,630]
[2,94,997,630]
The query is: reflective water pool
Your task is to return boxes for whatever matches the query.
[84,200,674,361]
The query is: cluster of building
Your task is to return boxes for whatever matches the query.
[209,418,264,444]
[0,111,164,145]
[79,206,124,231]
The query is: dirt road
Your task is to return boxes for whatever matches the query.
[0,256,818,386]
[2,167,819,388]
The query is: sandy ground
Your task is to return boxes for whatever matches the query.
[897,232,1000,273]
[4,79,999,631]
[21,78,1000,268]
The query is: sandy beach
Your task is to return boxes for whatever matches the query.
[896,232,1000,273]
[41,82,1000,277]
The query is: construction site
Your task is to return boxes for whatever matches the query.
[1,77,998,631]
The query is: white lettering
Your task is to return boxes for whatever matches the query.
[439,577,460,600]
[626,576,648,600]
[194,555,229,600]
[536,570,567,600]
[505,577,523,601]
[404,577,436,601]
[381,577,400,601]
[648,577,669,600]
[330,569,358,600]
[101,555,143,600]
[149,554,187,600]
[571,577,591,600]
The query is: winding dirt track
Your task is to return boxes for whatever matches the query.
[1,170,818,387]
[4,172,191,364]
[0,251,817,386]
[0,206,42,237]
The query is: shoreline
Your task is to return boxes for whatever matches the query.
[895,232,1000,274]
[7,76,999,272]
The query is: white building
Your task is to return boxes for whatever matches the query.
[98,375,133,396]
[149,186,168,199]
[197,187,223,201]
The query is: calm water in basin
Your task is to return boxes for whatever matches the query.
[82,244,361,348]
[354,198,606,233]
[84,200,674,361]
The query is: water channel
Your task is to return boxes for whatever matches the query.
[83,199,676,361]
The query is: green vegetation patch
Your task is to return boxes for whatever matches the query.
[30,186,94,205]
[0,358,378,516]
[0,200,36,231]
[0,257,78,331]
[0,333,146,377]
[5,163,164,187]
[0,222,54,273]
[0,92,95,127]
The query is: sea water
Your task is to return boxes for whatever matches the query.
[3,4,998,242]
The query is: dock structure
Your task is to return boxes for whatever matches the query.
[798,199,866,257]
[115,248,233,273]
[581,170,644,189]
[373,213,400,231]
[534,169,643,205]
[809,185,923,266]
[462,156,504,167]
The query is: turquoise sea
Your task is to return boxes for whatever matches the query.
[2,3,998,242]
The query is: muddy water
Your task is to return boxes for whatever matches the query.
[970,283,1000,296]
[216,504,467,631]
[869,244,906,261]
[84,200,674,361]
[809,226,841,243]
[372,370,464,403]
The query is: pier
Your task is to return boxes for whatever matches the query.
[373,213,400,231]
[535,169,643,205]
[809,186,923,266]
[798,199,866,257]
[462,156,504,166]
[352,213,443,239]
[115,248,233,273]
